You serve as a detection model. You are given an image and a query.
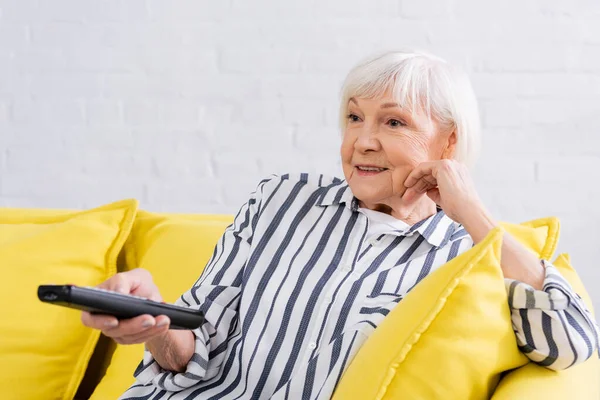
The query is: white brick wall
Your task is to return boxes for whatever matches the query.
[1,0,599,311]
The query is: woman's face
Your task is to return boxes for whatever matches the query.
[340,93,455,209]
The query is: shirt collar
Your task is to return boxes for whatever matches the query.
[316,181,358,211]
[317,180,457,248]
[406,210,457,248]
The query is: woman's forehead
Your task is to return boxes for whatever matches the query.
[347,93,428,118]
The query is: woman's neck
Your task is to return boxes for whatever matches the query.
[359,197,438,225]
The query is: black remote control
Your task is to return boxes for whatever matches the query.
[38,285,204,330]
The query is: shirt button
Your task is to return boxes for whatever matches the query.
[368,238,378,246]
[308,342,317,350]
[340,265,351,273]
[324,295,332,303]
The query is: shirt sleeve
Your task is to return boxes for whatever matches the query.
[504,260,600,370]
[132,176,277,391]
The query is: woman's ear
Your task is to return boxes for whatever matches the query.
[441,130,457,160]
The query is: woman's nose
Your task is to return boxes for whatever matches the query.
[355,126,381,152]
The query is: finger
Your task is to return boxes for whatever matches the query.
[413,175,437,194]
[117,320,170,344]
[81,311,119,330]
[426,188,442,205]
[102,315,156,338]
[402,186,425,205]
[404,162,439,188]
[97,268,153,296]
[97,272,131,295]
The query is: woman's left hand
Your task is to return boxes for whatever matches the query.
[402,159,484,225]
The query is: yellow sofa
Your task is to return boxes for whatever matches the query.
[1,202,598,400]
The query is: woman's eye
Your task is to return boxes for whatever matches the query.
[347,113,361,123]
[387,119,405,128]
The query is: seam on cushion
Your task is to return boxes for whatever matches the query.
[122,216,164,273]
[375,229,504,400]
[521,217,560,261]
[102,200,139,278]
[0,198,136,224]
[64,330,102,400]
[539,218,559,261]
[123,223,141,272]
[122,210,161,272]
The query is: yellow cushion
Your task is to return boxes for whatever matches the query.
[334,216,598,399]
[0,199,138,400]
[90,211,233,400]
[491,253,600,400]
[333,226,530,399]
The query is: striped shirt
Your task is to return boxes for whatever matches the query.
[121,173,599,400]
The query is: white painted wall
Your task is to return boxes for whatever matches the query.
[1,0,599,310]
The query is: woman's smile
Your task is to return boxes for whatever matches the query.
[354,164,389,177]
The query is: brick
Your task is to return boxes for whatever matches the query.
[0,1,41,22]
[211,151,262,178]
[536,156,600,184]
[525,99,593,125]
[237,100,286,125]
[129,47,218,75]
[104,74,262,101]
[0,102,8,125]
[219,47,302,74]
[28,72,104,98]
[19,1,147,24]
[281,99,329,127]
[207,124,294,152]
[123,101,161,127]
[256,152,342,178]
[293,127,342,156]
[480,99,529,128]
[471,73,521,99]
[4,144,82,174]
[315,0,400,17]
[580,45,600,72]
[123,100,203,128]
[582,17,600,45]
[300,50,366,74]
[85,100,123,127]
[11,48,67,72]
[0,25,29,49]
[471,157,536,184]
[146,0,231,23]
[63,127,136,149]
[11,99,86,126]
[515,73,597,98]
[3,126,70,147]
[151,147,214,179]
[34,1,105,22]
[145,177,224,210]
[81,0,149,23]
[101,73,151,99]
[229,0,315,19]
[29,23,103,48]
[63,45,136,73]
[481,127,600,158]
[478,45,576,72]
[400,0,449,18]
[77,147,155,176]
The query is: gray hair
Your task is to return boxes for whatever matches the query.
[339,50,481,167]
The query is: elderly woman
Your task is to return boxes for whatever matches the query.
[82,50,599,400]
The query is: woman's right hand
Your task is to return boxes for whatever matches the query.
[80,268,171,345]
